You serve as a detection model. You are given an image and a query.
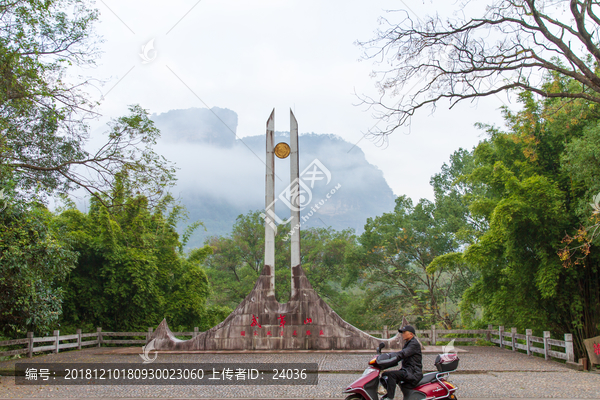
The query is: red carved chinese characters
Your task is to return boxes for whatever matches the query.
[594,343,600,356]
[304,317,312,324]
[251,314,261,328]
[320,330,324,335]
[241,331,245,336]
[306,330,311,335]
[278,314,286,328]
[293,330,297,336]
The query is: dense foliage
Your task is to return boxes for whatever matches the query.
[432,87,600,358]
[0,1,184,337]
[52,176,219,333]
[346,196,476,330]
[0,190,76,336]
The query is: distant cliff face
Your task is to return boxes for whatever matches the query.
[152,107,396,249]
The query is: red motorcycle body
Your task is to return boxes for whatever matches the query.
[343,352,459,400]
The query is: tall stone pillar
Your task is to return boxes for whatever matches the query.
[264,109,276,298]
[290,110,301,298]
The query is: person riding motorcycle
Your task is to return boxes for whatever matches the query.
[380,325,423,400]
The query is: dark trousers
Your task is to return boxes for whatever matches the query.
[380,369,411,399]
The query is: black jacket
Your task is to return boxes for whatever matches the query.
[393,336,423,385]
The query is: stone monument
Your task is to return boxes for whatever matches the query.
[148,110,413,350]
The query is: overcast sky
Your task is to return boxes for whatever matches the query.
[85,0,512,202]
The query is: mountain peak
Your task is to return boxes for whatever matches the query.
[152,107,395,247]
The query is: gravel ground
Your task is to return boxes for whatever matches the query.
[0,371,599,399]
[0,346,573,373]
[0,347,598,399]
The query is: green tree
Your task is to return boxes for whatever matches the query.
[350,196,473,329]
[300,227,357,306]
[53,175,212,332]
[429,148,486,244]
[448,86,600,357]
[0,189,76,336]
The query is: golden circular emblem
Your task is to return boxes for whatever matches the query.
[274,142,291,159]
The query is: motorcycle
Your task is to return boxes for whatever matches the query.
[343,342,459,400]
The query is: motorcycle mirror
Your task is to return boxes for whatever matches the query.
[377,342,385,354]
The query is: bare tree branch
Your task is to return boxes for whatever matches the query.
[359,0,600,137]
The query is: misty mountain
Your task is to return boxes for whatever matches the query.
[152,107,396,249]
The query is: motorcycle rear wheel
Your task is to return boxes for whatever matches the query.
[344,395,364,400]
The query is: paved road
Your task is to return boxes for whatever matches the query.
[0,346,598,399]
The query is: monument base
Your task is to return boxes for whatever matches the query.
[148,265,420,351]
